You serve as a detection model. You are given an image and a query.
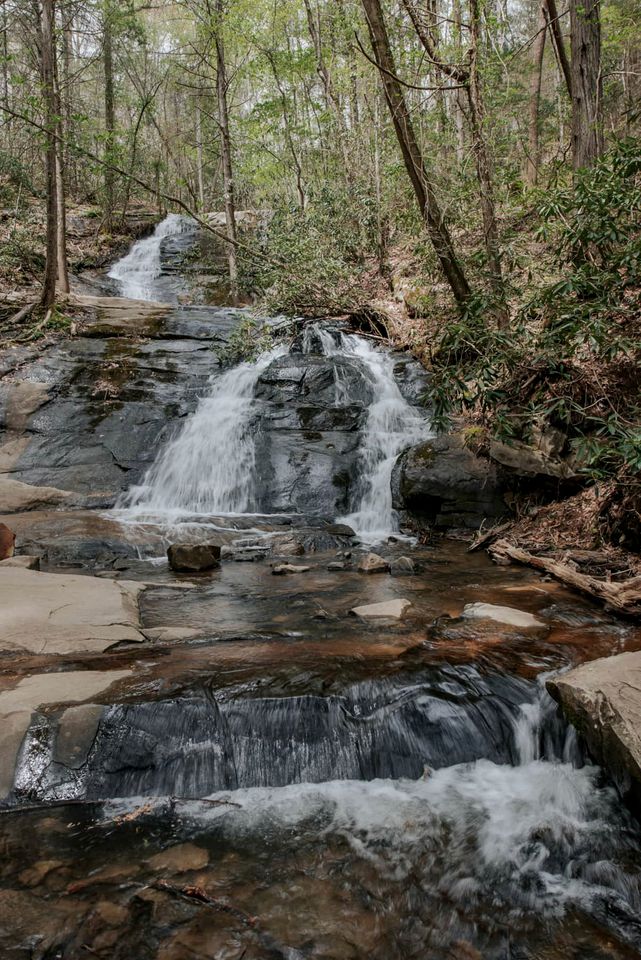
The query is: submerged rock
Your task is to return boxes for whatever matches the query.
[350,599,412,620]
[357,552,389,574]
[167,543,221,572]
[393,435,507,530]
[147,843,209,874]
[271,563,311,575]
[390,556,415,577]
[548,652,641,806]
[462,603,545,628]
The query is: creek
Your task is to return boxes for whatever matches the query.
[3,215,641,959]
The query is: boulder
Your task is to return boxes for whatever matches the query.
[547,652,641,806]
[271,563,311,575]
[0,522,15,560]
[393,435,508,530]
[0,477,71,513]
[462,603,545,629]
[390,556,415,577]
[269,534,305,556]
[350,599,412,620]
[489,438,577,480]
[322,523,356,538]
[167,543,221,572]
[0,555,40,570]
[357,552,389,574]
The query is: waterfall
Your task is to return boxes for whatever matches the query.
[108,213,193,300]
[313,329,430,540]
[121,347,286,519]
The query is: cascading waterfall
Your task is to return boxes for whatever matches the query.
[108,213,193,300]
[121,346,286,519]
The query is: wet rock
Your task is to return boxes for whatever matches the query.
[393,435,508,530]
[147,843,209,873]
[390,556,415,577]
[462,603,545,629]
[269,534,305,556]
[327,561,346,571]
[357,552,389,574]
[0,554,40,569]
[143,626,203,642]
[167,543,221,572]
[272,563,311,575]
[548,653,641,801]
[0,522,15,559]
[54,704,104,770]
[350,599,412,620]
[18,860,65,888]
[323,523,355,538]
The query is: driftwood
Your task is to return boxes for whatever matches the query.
[489,539,641,617]
[468,521,512,553]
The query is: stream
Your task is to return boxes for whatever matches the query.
[3,215,641,959]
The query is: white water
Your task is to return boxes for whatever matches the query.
[121,345,286,519]
[313,328,431,540]
[108,213,193,300]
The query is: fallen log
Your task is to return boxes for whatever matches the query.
[489,539,641,617]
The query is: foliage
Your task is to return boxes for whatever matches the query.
[425,140,641,480]
[215,314,273,366]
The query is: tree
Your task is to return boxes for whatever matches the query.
[361,0,472,309]
[570,0,603,170]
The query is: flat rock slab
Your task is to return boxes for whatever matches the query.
[350,599,412,620]
[0,568,145,655]
[0,477,71,513]
[548,652,641,803]
[462,602,545,629]
[0,669,131,797]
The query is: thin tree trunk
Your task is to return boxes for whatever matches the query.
[544,0,572,98]
[53,13,69,295]
[361,0,471,309]
[103,0,115,229]
[196,98,205,211]
[39,0,59,309]
[525,6,547,186]
[214,2,238,297]
[303,0,351,175]
[467,0,508,325]
[569,0,603,170]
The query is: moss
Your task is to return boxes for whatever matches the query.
[412,441,436,465]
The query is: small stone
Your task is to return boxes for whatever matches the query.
[357,552,389,574]
[167,543,221,572]
[272,563,311,575]
[390,556,415,577]
[147,843,209,874]
[270,535,305,556]
[0,555,40,570]
[350,599,412,620]
[462,603,545,628]
[327,561,345,571]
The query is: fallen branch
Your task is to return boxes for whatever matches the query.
[468,521,512,552]
[489,539,641,617]
[151,880,257,927]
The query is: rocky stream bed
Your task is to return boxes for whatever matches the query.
[2,216,641,960]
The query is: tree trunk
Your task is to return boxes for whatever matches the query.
[525,6,547,187]
[39,0,59,309]
[467,0,508,326]
[569,0,603,170]
[361,0,471,309]
[103,0,115,230]
[196,98,205,211]
[303,0,351,176]
[53,14,69,295]
[214,2,238,297]
[544,0,572,99]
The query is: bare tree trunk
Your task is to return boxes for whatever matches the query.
[214,2,238,297]
[466,0,508,326]
[544,0,572,98]
[103,0,115,230]
[195,98,205,211]
[569,0,603,170]
[303,0,351,175]
[39,0,59,309]
[362,0,471,309]
[525,6,547,186]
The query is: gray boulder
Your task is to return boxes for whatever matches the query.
[393,435,508,530]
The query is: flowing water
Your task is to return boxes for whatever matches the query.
[4,215,641,959]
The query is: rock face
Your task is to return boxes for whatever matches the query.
[357,552,389,574]
[547,652,641,805]
[393,435,508,530]
[167,542,221,572]
[462,603,546,629]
